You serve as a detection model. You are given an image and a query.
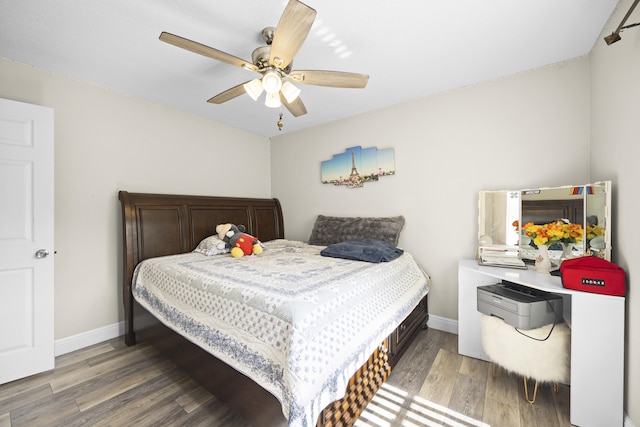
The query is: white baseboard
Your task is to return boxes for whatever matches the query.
[427,314,458,335]
[55,321,124,357]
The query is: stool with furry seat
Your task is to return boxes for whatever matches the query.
[481,314,571,403]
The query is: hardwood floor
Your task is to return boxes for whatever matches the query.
[0,328,571,427]
[356,328,572,427]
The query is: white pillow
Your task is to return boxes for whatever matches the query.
[193,235,229,256]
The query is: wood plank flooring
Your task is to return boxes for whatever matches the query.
[0,328,571,427]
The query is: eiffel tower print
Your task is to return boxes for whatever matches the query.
[321,145,395,188]
[348,151,364,187]
[349,151,360,179]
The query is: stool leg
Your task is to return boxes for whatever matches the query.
[553,382,559,394]
[523,377,539,404]
[491,362,496,378]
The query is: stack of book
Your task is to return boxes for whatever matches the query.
[478,245,527,269]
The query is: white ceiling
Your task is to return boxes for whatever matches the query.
[0,0,621,138]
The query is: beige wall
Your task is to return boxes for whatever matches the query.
[0,57,271,340]
[590,0,639,421]
[271,59,591,323]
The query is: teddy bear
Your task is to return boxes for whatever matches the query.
[216,223,263,258]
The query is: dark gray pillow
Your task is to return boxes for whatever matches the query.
[320,238,404,263]
[308,215,405,246]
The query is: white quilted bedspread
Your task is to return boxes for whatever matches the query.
[132,239,429,426]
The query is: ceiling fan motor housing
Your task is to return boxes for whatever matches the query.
[261,27,275,45]
[252,30,292,74]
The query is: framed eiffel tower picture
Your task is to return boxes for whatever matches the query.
[321,145,395,188]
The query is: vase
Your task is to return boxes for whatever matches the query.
[560,242,574,261]
[535,245,552,274]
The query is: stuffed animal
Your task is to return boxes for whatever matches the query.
[216,223,263,258]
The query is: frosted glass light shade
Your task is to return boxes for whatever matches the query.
[281,81,301,103]
[243,78,264,101]
[262,71,282,94]
[265,92,281,108]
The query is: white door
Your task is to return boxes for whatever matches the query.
[0,98,54,384]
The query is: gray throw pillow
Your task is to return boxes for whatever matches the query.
[308,215,405,246]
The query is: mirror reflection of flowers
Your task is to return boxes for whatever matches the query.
[521,220,584,246]
[586,224,604,240]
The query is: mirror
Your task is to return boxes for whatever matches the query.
[478,190,520,246]
[478,181,611,261]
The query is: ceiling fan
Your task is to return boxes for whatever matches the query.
[159,0,369,117]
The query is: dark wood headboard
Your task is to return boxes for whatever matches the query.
[118,191,284,344]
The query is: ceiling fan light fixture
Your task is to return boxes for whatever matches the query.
[160,1,365,120]
[281,81,301,103]
[262,71,283,94]
[265,92,282,108]
[243,78,264,101]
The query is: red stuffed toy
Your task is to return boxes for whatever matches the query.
[216,223,263,258]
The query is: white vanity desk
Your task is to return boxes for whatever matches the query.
[458,259,625,427]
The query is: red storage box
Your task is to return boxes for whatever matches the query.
[560,256,626,296]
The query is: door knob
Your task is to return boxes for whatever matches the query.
[35,249,50,259]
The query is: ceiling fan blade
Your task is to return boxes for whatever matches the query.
[289,70,369,88]
[281,94,307,117]
[160,32,257,72]
[269,0,316,69]
[207,82,249,104]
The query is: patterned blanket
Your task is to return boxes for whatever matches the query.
[132,239,430,426]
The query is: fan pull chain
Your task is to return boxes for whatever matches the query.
[277,112,284,131]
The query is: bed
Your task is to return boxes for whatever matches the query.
[119,191,429,427]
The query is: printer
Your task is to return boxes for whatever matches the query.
[477,281,563,330]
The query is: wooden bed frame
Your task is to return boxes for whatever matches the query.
[119,191,428,427]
